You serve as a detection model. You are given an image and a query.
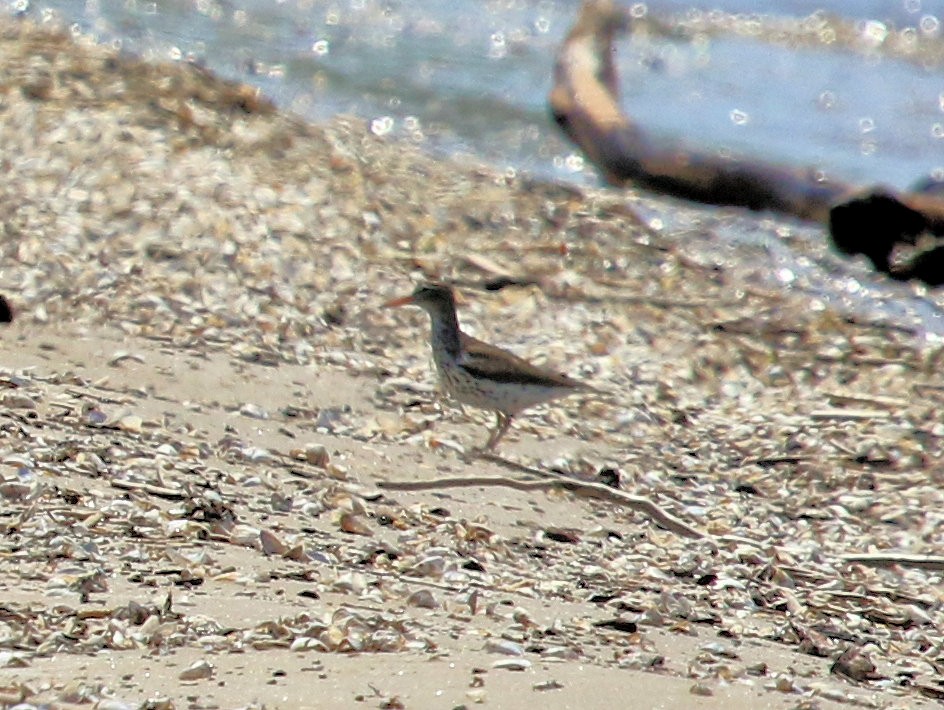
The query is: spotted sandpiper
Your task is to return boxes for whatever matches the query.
[384,282,594,450]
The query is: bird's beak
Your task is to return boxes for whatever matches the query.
[383,294,415,308]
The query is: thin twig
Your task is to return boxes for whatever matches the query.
[742,454,811,467]
[841,553,944,571]
[475,451,566,480]
[809,409,891,421]
[111,479,186,501]
[821,390,910,410]
[378,474,706,540]
[65,388,131,405]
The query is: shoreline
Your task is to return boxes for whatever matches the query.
[0,15,942,709]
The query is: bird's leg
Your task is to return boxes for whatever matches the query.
[484,411,513,450]
[483,412,502,450]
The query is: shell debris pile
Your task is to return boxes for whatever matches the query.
[0,14,942,709]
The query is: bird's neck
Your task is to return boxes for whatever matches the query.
[427,304,462,359]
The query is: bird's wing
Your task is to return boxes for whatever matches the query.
[458,333,586,388]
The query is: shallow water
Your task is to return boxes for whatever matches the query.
[21,0,943,186]
[10,0,944,334]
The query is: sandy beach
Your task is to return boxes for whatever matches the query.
[0,15,942,709]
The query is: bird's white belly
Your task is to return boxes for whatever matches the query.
[434,359,563,414]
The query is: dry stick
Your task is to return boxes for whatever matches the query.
[381,453,773,550]
[809,409,891,421]
[481,452,769,547]
[110,478,186,501]
[65,388,131,405]
[840,553,944,571]
[821,390,911,409]
[742,454,812,467]
[382,473,944,569]
[476,450,574,480]
[378,474,706,540]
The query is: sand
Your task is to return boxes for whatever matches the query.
[0,15,940,710]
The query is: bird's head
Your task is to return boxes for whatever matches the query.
[383,282,456,315]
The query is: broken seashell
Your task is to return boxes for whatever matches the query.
[178,659,214,681]
[406,590,439,609]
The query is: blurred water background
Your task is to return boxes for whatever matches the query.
[8,0,944,333]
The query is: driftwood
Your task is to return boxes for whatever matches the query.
[550,0,944,285]
[378,473,707,540]
[110,478,187,501]
[841,553,944,571]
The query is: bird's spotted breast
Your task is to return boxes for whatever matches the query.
[435,357,575,415]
